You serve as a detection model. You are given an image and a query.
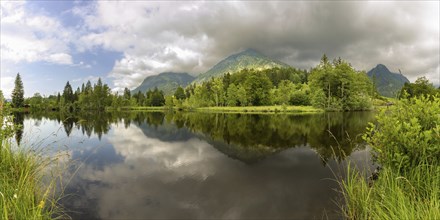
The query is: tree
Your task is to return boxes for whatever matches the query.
[0,90,4,109]
[150,88,165,106]
[12,73,24,108]
[400,76,437,99]
[226,83,239,106]
[63,81,74,104]
[237,85,248,106]
[212,77,225,106]
[28,93,43,109]
[174,86,186,100]
[275,80,295,105]
[244,72,273,106]
[309,56,372,110]
[124,87,131,100]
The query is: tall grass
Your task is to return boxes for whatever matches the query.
[0,109,66,219]
[341,162,440,219]
[340,96,440,219]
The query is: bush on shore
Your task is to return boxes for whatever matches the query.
[340,95,440,219]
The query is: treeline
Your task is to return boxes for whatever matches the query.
[24,79,167,111]
[180,67,310,108]
[399,76,440,99]
[175,55,373,111]
[7,55,438,112]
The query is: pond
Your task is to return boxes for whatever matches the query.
[13,111,375,219]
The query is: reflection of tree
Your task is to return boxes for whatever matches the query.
[25,110,375,165]
[62,117,75,137]
[12,112,25,145]
[27,110,114,139]
[169,112,375,164]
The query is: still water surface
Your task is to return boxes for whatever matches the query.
[15,111,375,219]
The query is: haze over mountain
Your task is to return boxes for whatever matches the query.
[132,72,195,95]
[367,64,410,97]
[195,49,290,82]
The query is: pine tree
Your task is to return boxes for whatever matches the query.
[63,81,74,103]
[12,73,24,108]
[174,86,186,100]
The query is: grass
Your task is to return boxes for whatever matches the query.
[106,105,324,114]
[339,96,440,219]
[0,111,66,219]
[340,162,440,219]
[106,106,166,111]
[192,105,323,114]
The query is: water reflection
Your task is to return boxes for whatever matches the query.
[18,111,374,219]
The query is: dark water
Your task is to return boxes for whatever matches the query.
[15,111,375,219]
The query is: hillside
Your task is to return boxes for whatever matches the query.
[367,64,410,97]
[132,72,195,95]
[195,49,290,82]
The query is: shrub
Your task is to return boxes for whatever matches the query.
[364,95,440,172]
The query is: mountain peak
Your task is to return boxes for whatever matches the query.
[132,72,195,95]
[375,64,390,72]
[195,49,289,82]
[367,64,410,97]
[240,48,262,55]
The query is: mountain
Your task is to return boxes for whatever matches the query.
[195,49,290,82]
[367,64,410,97]
[132,72,195,95]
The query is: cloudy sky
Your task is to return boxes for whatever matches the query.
[1,1,439,98]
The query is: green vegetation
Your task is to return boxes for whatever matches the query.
[0,107,64,219]
[21,110,374,164]
[340,95,440,219]
[11,73,25,108]
[194,105,322,114]
[399,76,439,99]
[309,55,373,111]
[11,54,436,114]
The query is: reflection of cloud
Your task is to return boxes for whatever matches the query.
[109,124,220,180]
[65,123,349,219]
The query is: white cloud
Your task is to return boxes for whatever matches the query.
[1,1,438,93]
[71,75,100,84]
[0,1,75,65]
[0,76,15,99]
[48,53,73,65]
[72,1,439,92]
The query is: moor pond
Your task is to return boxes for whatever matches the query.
[13,111,375,219]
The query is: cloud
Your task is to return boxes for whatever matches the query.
[2,1,438,93]
[71,75,100,84]
[71,1,438,91]
[64,123,347,219]
[0,76,15,99]
[0,1,75,65]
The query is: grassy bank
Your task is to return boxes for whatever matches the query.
[340,96,440,219]
[189,105,322,114]
[0,111,63,219]
[106,106,166,111]
[106,105,323,114]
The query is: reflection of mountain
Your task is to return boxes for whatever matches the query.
[65,125,347,219]
[24,111,375,219]
[136,121,194,142]
[131,112,374,164]
[25,110,374,164]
